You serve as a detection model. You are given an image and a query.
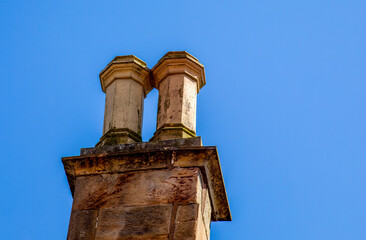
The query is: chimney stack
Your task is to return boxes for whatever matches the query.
[63,52,231,240]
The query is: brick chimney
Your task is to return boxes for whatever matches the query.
[63,52,231,240]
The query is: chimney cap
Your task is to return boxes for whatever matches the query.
[151,51,206,92]
[99,55,152,94]
[154,51,200,63]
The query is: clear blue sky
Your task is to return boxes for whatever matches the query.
[1,0,365,239]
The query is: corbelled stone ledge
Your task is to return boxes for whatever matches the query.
[85,137,203,155]
[62,137,231,222]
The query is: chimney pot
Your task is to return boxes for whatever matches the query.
[97,55,152,146]
[150,51,205,141]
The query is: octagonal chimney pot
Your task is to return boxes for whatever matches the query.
[96,55,152,146]
[150,51,206,141]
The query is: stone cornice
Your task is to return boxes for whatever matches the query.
[62,142,231,221]
[151,51,206,92]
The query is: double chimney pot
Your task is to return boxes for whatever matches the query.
[97,51,205,145]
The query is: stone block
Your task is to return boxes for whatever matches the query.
[176,204,199,222]
[67,210,98,240]
[174,202,210,240]
[174,204,199,240]
[72,168,202,211]
[95,204,171,239]
[174,219,197,240]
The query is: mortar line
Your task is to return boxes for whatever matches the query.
[168,202,178,240]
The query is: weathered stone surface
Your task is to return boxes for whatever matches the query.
[174,219,197,239]
[67,210,98,240]
[72,151,169,177]
[95,204,171,239]
[176,204,199,222]
[150,51,205,141]
[103,79,144,135]
[72,168,202,211]
[156,75,197,132]
[195,214,209,240]
[173,148,231,221]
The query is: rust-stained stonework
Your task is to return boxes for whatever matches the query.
[63,138,230,239]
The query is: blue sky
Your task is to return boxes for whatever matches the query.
[1,0,365,239]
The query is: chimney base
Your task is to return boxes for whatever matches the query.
[96,128,142,147]
[150,123,196,142]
